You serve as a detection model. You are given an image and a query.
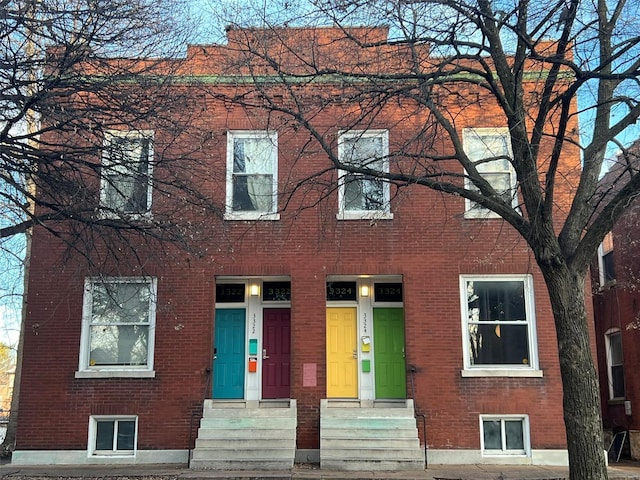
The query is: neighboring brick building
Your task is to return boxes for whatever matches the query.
[592,143,640,460]
[13,27,581,468]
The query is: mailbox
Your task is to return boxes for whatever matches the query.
[248,357,258,372]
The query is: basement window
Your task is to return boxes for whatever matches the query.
[480,415,530,456]
[89,416,137,456]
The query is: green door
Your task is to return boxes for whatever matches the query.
[373,308,406,398]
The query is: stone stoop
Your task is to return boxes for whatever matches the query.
[320,399,426,471]
[190,399,297,470]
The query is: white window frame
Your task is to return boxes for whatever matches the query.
[480,415,530,456]
[337,129,393,220]
[463,127,517,219]
[460,275,542,377]
[100,130,154,218]
[88,415,138,457]
[605,328,625,400]
[598,232,616,286]
[76,277,157,379]
[225,130,279,221]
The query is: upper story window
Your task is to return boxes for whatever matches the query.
[463,128,516,218]
[337,130,392,220]
[226,131,279,221]
[101,131,153,216]
[460,275,541,377]
[605,328,625,400]
[598,232,616,286]
[76,277,156,378]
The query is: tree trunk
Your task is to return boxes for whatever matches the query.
[542,266,607,480]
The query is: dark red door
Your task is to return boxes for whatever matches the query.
[262,308,291,399]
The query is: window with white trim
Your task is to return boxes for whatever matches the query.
[463,128,516,218]
[337,130,392,220]
[598,232,616,285]
[480,415,530,456]
[77,277,156,377]
[89,416,137,456]
[101,131,153,216]
[461,275,539,375]
[605,328,625,400]
[226,131,278,220]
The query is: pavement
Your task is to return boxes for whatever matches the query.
[0,462,639,480]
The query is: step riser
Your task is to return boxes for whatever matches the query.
[195,438,295,449]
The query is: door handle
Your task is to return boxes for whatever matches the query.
[263,349,270,360]
[353,350,358,359]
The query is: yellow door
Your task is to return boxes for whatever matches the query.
[326,307,358,398]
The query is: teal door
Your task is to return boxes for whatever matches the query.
[213,309,246,399]
[373,308,406,398]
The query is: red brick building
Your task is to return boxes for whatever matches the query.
[13,27,579,468]
[592,145,640,460]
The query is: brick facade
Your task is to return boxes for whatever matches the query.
[15,26,582,465]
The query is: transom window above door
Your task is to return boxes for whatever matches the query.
[225,131,279,221]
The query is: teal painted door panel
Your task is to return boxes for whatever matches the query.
[213,309,246,399]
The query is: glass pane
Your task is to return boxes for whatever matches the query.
[467,133,510,168]
[116,420,136,450]
[89,325,149,366]
[104,138,149,213]
[505,420,525,450]
[610,332,623,364]
[92,282,151,325]
[612,365,625,398]
[469,323,529,365]
[483,420,502,450]
[342,135,383,168]
[467,281,526,321]
[603,252,616,281]
[344,174,384,211]
[233,137,273,174]
[96,421,114,450]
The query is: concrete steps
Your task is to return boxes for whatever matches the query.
[190,399,297,471]
[320,399,425,471]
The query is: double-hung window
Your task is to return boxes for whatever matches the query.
[101,131,153,216]
[77,277,157,378]
[598,232,616,286]
[605,328,625,400]
[480,415,530,456]
[460,275,540,377]
[89,416,137,456]
[337,130,392,220]
[463,128,516,218]
[226,131,278,220]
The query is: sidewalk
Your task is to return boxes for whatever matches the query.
[0,462,639,480]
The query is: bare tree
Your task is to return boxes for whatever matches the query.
[0,0,216,454]
[199,0,640,477]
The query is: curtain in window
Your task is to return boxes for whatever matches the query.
[233,138,273,212]
[106,138,149,213]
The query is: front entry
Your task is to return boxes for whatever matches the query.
[373,308,406,398]
[213,308,246,399]
[262,308,291,399]
[326,307,357,398]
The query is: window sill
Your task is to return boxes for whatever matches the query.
[75,370,156,379]
[336,211,393,221]
[461,369,543,378]
[608,398,627,405]
[224,212,280,221]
